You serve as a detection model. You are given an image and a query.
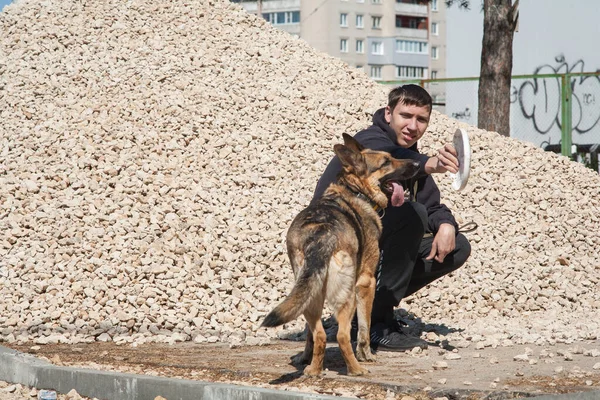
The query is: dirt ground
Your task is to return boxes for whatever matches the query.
[5,335,600,400]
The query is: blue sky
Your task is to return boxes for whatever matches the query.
[0,0,11,11]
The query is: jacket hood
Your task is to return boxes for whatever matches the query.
[372,107,419,152]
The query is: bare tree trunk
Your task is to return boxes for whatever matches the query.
[477,0,518,136]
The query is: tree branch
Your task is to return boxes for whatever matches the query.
[445,0,471,10]
[510,0,519,32]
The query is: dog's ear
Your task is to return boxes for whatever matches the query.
[334,143,366,175]
[342,133,365,153]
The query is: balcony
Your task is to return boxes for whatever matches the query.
[395,2,428,17]
[396,27,428,39]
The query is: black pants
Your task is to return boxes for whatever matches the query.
[371,202,471,322]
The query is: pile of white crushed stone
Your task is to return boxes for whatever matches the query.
[1,0,599,349]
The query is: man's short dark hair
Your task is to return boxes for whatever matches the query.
[387,84,432,113]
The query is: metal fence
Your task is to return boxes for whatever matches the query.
[382,72,600,173]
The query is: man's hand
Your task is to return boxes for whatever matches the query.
[426,223,456,263]
[424,143,459,174]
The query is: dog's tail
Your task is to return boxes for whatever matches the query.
[261,239,331,328]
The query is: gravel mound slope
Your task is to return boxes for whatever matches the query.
[1,0,599,348]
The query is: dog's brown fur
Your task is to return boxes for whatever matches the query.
[261,133,419,376]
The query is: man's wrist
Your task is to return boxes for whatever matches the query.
[425,156,439,174]
[438,223,456,235]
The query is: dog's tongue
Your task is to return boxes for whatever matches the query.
[390,182,405,207]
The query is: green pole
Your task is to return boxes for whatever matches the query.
[560,74,573,158]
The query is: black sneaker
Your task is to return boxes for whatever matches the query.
[350,318,427,351]
[369,322,428,352]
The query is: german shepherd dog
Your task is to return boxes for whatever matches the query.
[261,133,420,376]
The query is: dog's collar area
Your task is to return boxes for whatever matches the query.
[349,190,383,214]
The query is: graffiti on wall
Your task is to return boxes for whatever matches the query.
[451,107,471,120]
[514,54,600,137]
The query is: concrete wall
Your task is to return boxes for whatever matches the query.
[446,0,600,147]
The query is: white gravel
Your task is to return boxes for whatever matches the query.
[0,381,90,400]
[0,0,599,349]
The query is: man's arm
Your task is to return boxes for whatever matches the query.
[415,175,458,233]
[417,175,458,263]
[355,129,430,171]
[312,129,459,203]
[313,130,430,203]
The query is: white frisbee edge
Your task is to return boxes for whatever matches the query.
[451,128,471,191]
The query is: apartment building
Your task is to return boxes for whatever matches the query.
[427,0,446,109]
[233,0,446,106]
[236,0,302,37]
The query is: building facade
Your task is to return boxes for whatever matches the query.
[232,0,446,103]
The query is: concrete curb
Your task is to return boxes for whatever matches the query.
[2,345,599,400]
[530,392,600,400]
[0,345,353,400]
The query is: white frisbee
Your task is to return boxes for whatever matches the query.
[451,128,471,191]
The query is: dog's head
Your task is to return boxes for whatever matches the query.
[334,133,420,209]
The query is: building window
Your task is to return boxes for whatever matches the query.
[340,38,348,53]
[431,22,439,35]
[372,0,382,3]
[431,70,438,79]
[356,14,364,28]
[287,11,300,23]
[356,64,363,69]
[372,16,382,29]
[431,46,439,59]
[370,66,382,80]
[263,12,282,24]
[371,41,384,55]
[356,39,364,53]
[340,13,348,27]
[263,11,300,25]
[431,0,438,11]
[396,40,428,54]
[396,66,428,79]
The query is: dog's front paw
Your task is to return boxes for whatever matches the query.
[303,364,323,376]
[356,345,377,362]
[348,365,369,376]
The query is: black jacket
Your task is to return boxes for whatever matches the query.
[311,108,458,234]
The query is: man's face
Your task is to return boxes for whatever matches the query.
[384,102,431,148]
